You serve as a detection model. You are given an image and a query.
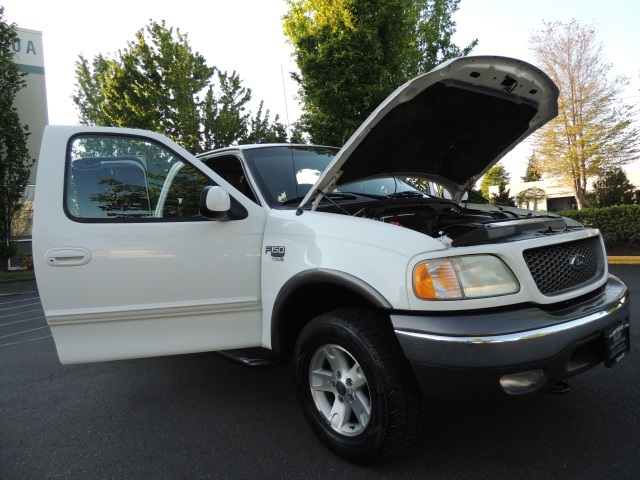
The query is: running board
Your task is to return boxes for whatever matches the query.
[216,347,287,368]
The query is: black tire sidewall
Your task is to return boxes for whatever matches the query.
[293,311,392,463]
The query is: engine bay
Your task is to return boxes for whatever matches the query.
[318,198,573,247]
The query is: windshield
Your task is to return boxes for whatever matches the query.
[242,145,437,208]
[243,146,335,206]
[336,177,424,197]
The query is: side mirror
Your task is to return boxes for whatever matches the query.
[199,186,247,221]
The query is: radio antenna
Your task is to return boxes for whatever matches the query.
[281,65,299,204]
[281,65,292,142]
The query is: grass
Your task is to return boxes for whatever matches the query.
[0,270,36,284]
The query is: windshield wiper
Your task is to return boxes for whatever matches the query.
[338,191,387,200]
[282,192,358,206]
[281,196,307,206]
[387,191,427,199]
[326,192,358,200]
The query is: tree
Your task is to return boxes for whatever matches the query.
[410,0,478,74]
[74,20,286,153]
[587,167,637,207]
[515,187,546,210]
[74,21,213,152]
[521,154,543,182]
[490,184,515,207]
[283,0,476,146]
[201,69,252,151]
[530,20,639,209]
[478,164,510,199]
[0,8,34,272]
[243,101,288,144]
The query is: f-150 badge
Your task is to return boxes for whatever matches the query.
[265,246,285,261]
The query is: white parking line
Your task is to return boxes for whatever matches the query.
[0,315,46,327]
[0,308,44,321]
[0,334,52,348]
[0,326,50,340]
[0,295,39,306]
[0,301,42,313]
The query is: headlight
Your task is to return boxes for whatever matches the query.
[413,255,519,300]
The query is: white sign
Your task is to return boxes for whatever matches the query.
[13,28,44,71]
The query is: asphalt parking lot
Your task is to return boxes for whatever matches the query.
[1,265,638,479]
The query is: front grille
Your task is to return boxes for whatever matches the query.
[522,237,605,296]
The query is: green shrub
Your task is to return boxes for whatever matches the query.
[19,251,33,270]
[0,241,18,263]
[557,205,640,245]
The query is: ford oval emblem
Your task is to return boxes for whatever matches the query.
[569,254,587,270]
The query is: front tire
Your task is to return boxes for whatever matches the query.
[293,308,423,463]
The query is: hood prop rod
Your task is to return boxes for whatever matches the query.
[298,189,352,217]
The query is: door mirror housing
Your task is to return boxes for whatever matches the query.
[199,186,247,221]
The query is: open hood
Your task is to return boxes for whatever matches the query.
[300,56,558,208]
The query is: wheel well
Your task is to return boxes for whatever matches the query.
[272,280,389,359]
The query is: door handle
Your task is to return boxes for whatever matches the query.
[45,248,92,266]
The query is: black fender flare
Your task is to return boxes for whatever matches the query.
[270,268,392,355]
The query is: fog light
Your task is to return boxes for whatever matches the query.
[500,369,545,393]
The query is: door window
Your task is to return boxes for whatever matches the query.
[65,135,211,221]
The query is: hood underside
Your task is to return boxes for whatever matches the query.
[302,56,559,207]
[337,80,537,185]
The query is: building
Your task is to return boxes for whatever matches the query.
[9,27,48,269]
[489,170,640,211]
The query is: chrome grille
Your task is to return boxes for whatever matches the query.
[522,237,605,296]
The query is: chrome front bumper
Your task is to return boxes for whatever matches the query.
[391,275,630,397]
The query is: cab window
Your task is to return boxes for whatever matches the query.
[202,155,259,205]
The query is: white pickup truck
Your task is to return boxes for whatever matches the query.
[33,56,630,463]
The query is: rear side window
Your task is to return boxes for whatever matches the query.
[65,135,211,221]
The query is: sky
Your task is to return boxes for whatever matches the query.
[3,0,640,180]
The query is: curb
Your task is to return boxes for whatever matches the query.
[607,256,640,265]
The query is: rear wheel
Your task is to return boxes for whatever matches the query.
[293,308,424,463]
